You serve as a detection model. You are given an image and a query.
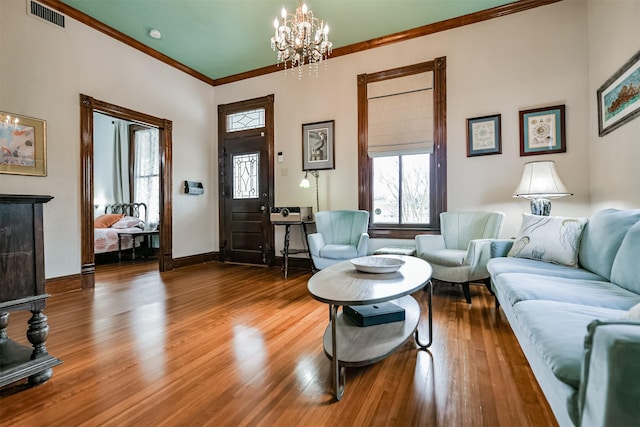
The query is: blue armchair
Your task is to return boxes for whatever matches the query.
[415,211,505,303]
[307,210,370,270]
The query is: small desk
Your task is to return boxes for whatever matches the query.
[118,230,159,260]
[272,221,314,278]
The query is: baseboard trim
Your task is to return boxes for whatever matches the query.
[172,252,219,269]
[46,274,83,294]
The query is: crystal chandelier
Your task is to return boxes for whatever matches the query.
[271,2,333,77]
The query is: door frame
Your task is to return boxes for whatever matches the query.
[217,94,275,264]
[80,94,173,288]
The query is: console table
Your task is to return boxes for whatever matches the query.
[0,194,62,388]
[272,221,314,278]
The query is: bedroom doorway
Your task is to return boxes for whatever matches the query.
[80,94,173,289]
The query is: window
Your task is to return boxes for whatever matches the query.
[358,58,447,238]
[130,126,160,227]
[372,153,430,224]
[225,108,265,132]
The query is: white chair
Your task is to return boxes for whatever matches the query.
[307,210,369,270]
[415,211,505,303]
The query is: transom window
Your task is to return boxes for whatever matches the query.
[226,108,265,132]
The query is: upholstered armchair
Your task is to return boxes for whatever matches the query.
[415,211,505,303]
[307,210,370,270]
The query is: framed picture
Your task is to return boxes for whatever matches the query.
[519,105,566,156]
[597,49,640,137]
[302,120,335,170]
[0,111,47,176]
[466,114,501,157]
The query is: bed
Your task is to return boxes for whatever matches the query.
[94,203,148,255]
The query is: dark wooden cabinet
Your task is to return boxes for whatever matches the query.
[0,194,62,388]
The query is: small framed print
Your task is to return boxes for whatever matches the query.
[519,105,566,156]
[466,114,501,157]
[0,111,47,176]
[302,120,335,170]
[597,49,640,136]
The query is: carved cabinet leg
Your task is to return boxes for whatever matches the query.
[26,310,53,386]
[0,312,8,340]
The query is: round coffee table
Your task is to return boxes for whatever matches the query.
[307,255,433,401]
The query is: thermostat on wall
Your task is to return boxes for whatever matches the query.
[184,180,204,195]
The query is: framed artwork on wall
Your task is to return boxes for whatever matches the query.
[466,114,501,157]
[302,120,335,170]
[597,49,640,137]
[519,105,566,156]
[0,111,47,176]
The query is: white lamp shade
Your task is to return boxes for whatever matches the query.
[513,160,572,200]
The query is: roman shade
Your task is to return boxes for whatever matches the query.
[367,71,434,157]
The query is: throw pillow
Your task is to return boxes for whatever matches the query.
[94,213,124,228]
[507,213,588,267]
[112,216,144,229]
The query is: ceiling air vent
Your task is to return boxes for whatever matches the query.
[27,0,66,30]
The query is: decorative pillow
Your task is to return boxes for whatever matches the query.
[507,213,588,267]
[623,302,640,320]
[112,216,144,229]
[94,213,124,228]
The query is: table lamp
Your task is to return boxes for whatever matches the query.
[513,160,572,215]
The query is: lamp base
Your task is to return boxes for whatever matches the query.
[530,198,551,216]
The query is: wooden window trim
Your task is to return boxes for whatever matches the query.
[358,58,447,239]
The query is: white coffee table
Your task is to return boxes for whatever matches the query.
[307,255,433,400]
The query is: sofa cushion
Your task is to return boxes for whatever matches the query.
[513,300,626,388]
[487,257,605,281]
[494,273,640,310]
[610,221,640,294]
[508,213,588,267]
[579,208,640,280]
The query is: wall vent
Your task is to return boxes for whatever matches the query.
[27,0,66,29]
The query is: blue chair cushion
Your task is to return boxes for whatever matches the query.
[319,244,358,260]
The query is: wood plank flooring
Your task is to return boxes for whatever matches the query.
[1,261,557,426]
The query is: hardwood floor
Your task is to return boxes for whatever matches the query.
[1,261,557,426]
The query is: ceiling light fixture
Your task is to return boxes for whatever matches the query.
[271,2,332,78]
[149,29,161,40]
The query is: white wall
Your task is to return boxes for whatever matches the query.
[215,0,591,243]
[0,0,216,278]
[587,0,640,212]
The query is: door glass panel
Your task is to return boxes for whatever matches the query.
[233,153,259,199]
[226,108,265,132]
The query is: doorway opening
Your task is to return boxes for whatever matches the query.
[80,94,173,289]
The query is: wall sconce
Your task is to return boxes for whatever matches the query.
[513,160,572,215]
[300,170,320,213]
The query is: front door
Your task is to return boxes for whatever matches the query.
[218,95,274,265]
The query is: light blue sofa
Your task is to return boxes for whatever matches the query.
[487,209,640,427]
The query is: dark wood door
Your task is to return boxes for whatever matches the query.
[221,134,271,264]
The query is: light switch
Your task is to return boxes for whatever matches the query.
[281,167,288,176]
[277,151,284,163]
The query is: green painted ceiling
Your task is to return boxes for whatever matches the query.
[60,0,515,80]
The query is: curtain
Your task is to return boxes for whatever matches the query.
[113,120,130,203]
[134,128,160,228]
